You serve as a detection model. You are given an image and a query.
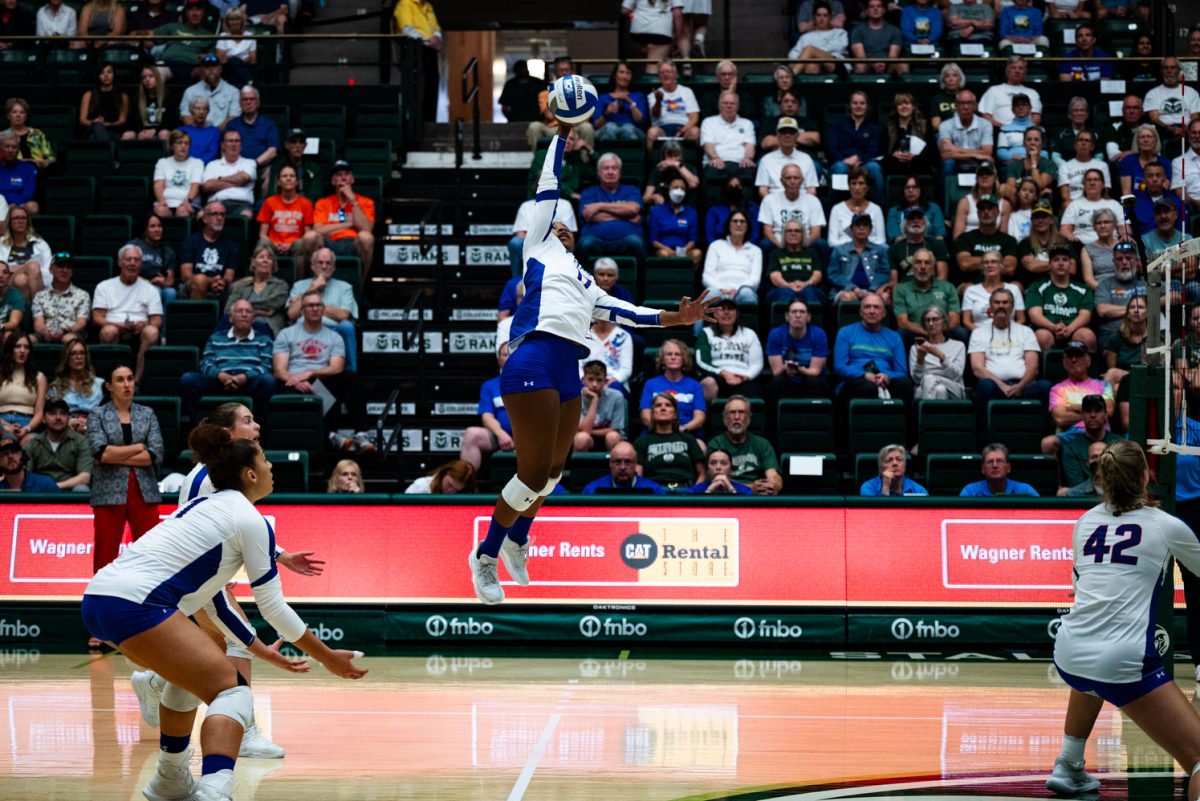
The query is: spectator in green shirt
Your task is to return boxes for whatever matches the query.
[1024,243,1096,352]
[706,395,782,495]
[22,398,91,491]
[152,0,215,81]
[892,248,966,351]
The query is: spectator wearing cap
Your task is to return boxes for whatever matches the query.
[200,128,257,219]
[153,0,215,80]
[31,253,89,345]
[1142,195,1194,265]
[937,89,993,176]
[23,397,90,491]
[827,213,892,304]
[953,163,1011,243]
[1131,162,1181,233]
[699,91,757,187]
[960,443,1039,497]
[968,285,1050,436]
[1047,344,1114,430]
[833,293,913,403]
[827,92,884,204]
[92,245,162,384]
[1017,200,1074,283]
[268,128,324,202]
[286,246,359,372]
[180,298,275,421]
[0,437,58,493]
[0,261,25,343]
[648,175,702,269]
[953,194,1018,280]
[1025,244,1096,352]
[1043,393,1121,486]
[224,85,279,169]
[153,130,203,218]
[179,200,239,300]
[507,192,577,279]
[754,118,818,198]
[179,53,239,129]
[312,160,376,278]
[889,205,950,282]
[759,164,825,256]
[995,94,1036,165]
[893,247,965,350]
[765,220,825,307]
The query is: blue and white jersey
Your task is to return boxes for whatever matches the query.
[179,462,215,506]
[1054,503,1200,683]
[85,490,307,643]
[513,135,666,355]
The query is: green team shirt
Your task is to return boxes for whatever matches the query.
[892,279,961,321]
[1025,279,1093,325]
[707,433,779,483]
[889,238,951,281]
[1060,430,1122,487]
[1005,156,1055,185]
[634,431,704,486]
[767,246,823,284]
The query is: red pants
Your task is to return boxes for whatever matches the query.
[92,471,161,573]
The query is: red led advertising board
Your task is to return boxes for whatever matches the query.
[0,502,1161,607]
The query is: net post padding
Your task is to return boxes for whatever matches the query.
[1145,238,1200,456]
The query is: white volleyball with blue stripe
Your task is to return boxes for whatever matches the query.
[549,74,598,125]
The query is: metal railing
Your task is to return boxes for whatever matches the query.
[460,56,483,162]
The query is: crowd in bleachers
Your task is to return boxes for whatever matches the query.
[474,2,1200,498]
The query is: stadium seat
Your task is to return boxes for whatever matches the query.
[264,450,309,493]
[299,104,348,142]
[710,397,766,435]
[116,140,168,178]
[925,453,982,496]
[854,452,877,491]
[265,395,325,455]
[567,451,610,491]
[164,300,219,350]
[644,257,695,306]
[342,139,393,182]
[34,216,76,253]
[353,104,402,149]
[45,177,96,216]
[70,256,114,296]
[160,216,192,246]
[32,343,63,369]
[847,398,906,456]
[916,400,974,464]
[1041,349,1069,384]
[222,215,250,259]
[138,396,182,468]
[142,346,199,397]
[986,399,1046,453]
[88,344,133,380]
[97,177,151,217]
[779,452,838,495]
[1007,453,1059,496]
[776,398,835,454]
[61,140,116,178]
[489,451,518,493]
[835,301,861,331]
[79,215,134,258]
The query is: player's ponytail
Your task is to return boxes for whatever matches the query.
[187,423,261,491]
[1096,440,1154,515]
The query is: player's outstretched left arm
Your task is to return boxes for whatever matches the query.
[660,294,721,328]
[593,292,719,329]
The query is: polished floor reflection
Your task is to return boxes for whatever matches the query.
[0,651,1192,800]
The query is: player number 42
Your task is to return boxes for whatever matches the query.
[1082,523,1142,565]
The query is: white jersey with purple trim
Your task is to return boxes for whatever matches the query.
[512,135,668,355]
[85,489,307,643]
[1054,503,1200,683]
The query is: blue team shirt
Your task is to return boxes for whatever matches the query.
[580,475,666,494]
[224,114,280,162]
[860,476,928,496]
[477,376,512,435]
[9,470,60,493]
[639,374,706,430]
[580,183,643,240]
[689,479,753,495]
[648,203,699,250]
[959,478,1039,497]
[766,324,828,378]
[1177,417,1200,503]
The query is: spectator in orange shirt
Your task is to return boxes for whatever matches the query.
[257,164,317,274]
[311,160,375,278]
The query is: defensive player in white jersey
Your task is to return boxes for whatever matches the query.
[83,424,367,801]
[1046,440,1200,798]
[467,119,716,604]
[131,402,324,761]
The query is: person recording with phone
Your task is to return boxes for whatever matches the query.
[860,443,928,496]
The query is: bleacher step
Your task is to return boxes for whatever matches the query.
[402,151,533,169]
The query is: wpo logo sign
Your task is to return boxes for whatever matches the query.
[425,615,494,638]
[578,615,647,638]
[890,617,960,641]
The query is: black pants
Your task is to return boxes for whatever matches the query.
[837,376,914,405]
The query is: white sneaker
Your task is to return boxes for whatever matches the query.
[132,670,163,728]
[352,431,377,453]
[142,749,197,801]
[1194,663,1200,683]
[239,722,285,759]
[469,547,504,604]
[1046,757,1100,795]
[194,770,233,801]
[499,538,530,586]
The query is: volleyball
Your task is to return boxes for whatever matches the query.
[548,74,598,124]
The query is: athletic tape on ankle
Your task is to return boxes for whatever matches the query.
[539,474,561,497]
[501,475,539,511]
[161,682,200,713]
[205,685,254,729]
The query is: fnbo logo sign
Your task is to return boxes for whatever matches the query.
[0,619,41,639]
[891,618,960,640]
[308,623,343,641]
[425,615,494,638]
[578,615,647,638]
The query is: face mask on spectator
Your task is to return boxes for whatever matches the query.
[669,188,686,204]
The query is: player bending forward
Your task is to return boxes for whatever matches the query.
[1047,440,1200,798]
[468,118,716,604]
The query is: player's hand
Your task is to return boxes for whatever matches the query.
[322,649,368,679]
[556,121,574,138]
[263,639,310,673]
[279,550,325,577]
[677,294,720,326]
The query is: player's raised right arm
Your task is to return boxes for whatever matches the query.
[528,123,573,249]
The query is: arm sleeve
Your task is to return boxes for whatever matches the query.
[242,513,307,642]
[526,135,567,254]
[591,292,665,327]
[205,589,257,647]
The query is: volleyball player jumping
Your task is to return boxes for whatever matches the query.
[1047,440,1200,798]
[468,121,717,604]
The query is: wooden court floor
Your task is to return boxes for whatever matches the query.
[0,651,1193,800]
